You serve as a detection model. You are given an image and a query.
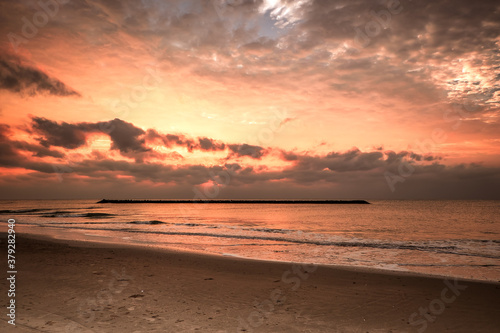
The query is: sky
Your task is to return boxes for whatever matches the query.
[0,0,499,199]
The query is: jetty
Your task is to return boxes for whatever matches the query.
[97,199,370,204]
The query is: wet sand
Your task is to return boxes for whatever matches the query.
[1,233,499,332]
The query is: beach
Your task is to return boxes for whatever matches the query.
[1,233,499,332]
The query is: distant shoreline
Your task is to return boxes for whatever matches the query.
[97,199,370,204]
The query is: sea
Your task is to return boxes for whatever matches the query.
[1,200,499,282]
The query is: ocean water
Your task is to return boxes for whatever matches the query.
[1,200,499,282]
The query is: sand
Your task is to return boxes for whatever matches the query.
[1,233,499,332]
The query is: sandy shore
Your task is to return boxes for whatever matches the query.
[1,234,499,332]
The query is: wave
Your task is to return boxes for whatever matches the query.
[45,220,166,225]
[44,221,122,225]
[174,223,202,227]
[41,212,116,218]
[81,213,116,218]
[129,220,165,225]
[249,228,291,234]
[1,207,104,217]
[34,224,500,260]
[0,208,53,214]
[40,211,78,217]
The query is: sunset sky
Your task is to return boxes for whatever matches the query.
[1,0,499,199]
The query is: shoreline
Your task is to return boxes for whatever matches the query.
[18,227,500,284]
[1,233,499,332]
[18,231,500,285]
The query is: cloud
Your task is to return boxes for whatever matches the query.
[28,117,267,162]
[280,148,385,173]
[0,56,81,97]
[31,117,88,149]
[12,142,65,158]
[0,1,498,199]
[146,129,259,157]
[2,118,499,199]
[228,143,266,159]
[383,150,442,164]
[198,137,226,151]
[0,123,64,167]
[145,129,197,151]
[0,124,23,167]
[31,117,150,154]
[96,119,149,153]
[292,0,500,106]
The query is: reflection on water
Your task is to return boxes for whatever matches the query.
[2,200,500,281]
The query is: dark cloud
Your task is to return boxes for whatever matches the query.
[282,148,385,173]
[26,117,451,172]
[198,137,226,151]
[0,124,23,167]
[146,130,234,154]
[31,117,150,155]
[383,151,441,164]
[145,129,196,151]
[281,150,299,161]
[0,56,81,97]
[7,151,499,197]
[31,117,88,149]
[228,144,266,159]
[291,0,500,107]
[13,142,65,158]
[0,123,11,140]
[0,123,64,168]
[96,119,149,153]
[2,118,499,199]
[29,118,264,161]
